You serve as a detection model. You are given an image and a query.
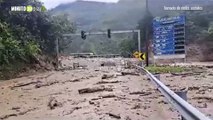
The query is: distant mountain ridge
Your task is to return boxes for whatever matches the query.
[51,0,213,31]
[51,0,145,30]
[50,0,213,56]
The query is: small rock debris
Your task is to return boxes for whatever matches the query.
[48,97,62,110]
[101,74,116,79]
[100,62,116,66]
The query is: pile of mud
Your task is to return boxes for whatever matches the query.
[0,55,56,80]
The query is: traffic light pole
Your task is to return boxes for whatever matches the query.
[63,29,141,53]
[55,38,59,70]
[137,30,141,53]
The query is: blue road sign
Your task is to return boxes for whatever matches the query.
[153,16,186,55]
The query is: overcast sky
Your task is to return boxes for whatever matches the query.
[40,0,119,9]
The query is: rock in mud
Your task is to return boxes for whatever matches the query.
[48,97,62,110]
[101,74,116,79]
[100,62,116,66]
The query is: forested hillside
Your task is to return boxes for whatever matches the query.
[51,0,146,30]
[52,0,213,30]
[52,0,213,59]
[0,0,75,79]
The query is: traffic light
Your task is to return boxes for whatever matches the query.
[107,29,111,38]
[81,31,86,40]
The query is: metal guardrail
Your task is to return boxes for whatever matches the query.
[134,65,211,120]
[89,54,121,58]
[71,54,121,58]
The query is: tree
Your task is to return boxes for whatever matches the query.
[0,0,76,79]
[51,14,76,53]
[193,15,209,28]
[119,39,135,57]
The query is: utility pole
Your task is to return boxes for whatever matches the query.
[145,0,149,66]
[55,38,59,70]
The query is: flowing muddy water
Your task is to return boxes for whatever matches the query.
[0,58,213,120]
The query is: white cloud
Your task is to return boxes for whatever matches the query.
[40,0,119,9]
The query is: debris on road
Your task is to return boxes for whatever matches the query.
[62,78,81,84]
[1,58,213,119]
[62,107,82,116]
[11,107,21,111]
[101,74,116,79]
[131,103,141,109]
[0,108,37,120]
[35,81,59,88]
[11,81,42,89]
[78,86,113,94]
[89,101,100,107]
[100,61,116,66]
[158,100,168,104]
[48,97,62,110]
[197,103,208,108]
[72,62,87,69]
[121,71,139,76]
[89,100,95,104]
[107,113,121,119]
[73,63,80,69]
[192,96,213,102]
[188,86,200,90]
[129,91,152,96]
[99,93,116,98]
[96,80,120,84]
[171,72,194,76]
[0,114,17,120]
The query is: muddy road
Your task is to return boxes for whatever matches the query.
[0,58,213,120]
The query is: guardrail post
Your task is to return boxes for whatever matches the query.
[175,90,188,120]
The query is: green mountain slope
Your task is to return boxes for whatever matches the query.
[51,0,146,30]
[51,0,213,31]
[51,0,213,55]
